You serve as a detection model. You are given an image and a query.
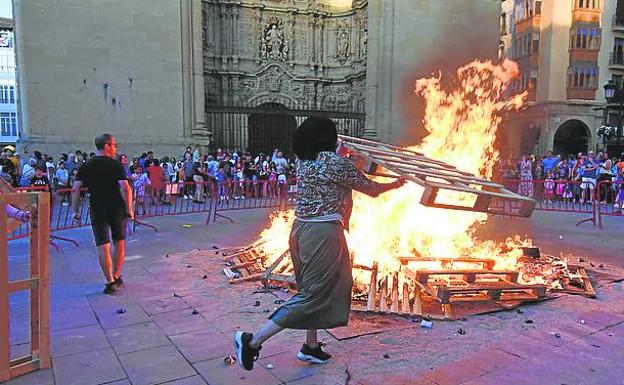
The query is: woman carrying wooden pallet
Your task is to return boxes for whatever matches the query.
[233,117,405,371]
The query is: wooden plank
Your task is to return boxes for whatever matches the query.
[7,278,37,293]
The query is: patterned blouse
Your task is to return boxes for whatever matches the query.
[295,151,382,227]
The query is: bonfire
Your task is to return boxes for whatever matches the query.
[223,59,595,319]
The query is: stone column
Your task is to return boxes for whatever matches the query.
[181,0,208,143]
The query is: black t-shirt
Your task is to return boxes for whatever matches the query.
[220,160,233,176]
[30,175,50,188]
[244,161,256,179]
[76,156,126,212]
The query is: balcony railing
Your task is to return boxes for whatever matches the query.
[610,52,624,65]
[612,14,624,29]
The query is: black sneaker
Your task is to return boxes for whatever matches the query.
[113,276,123,286]
[297,343,332,364]
[103,283,117,295]
[233,331,261,371]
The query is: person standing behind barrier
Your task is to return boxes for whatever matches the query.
[131,166,150,215]
[191,160,207,203]
[147,159,166,205]
[71,134,134,295]
[518,155,534,198]
[55,161,70,205]
[579,152,597,204]
[182,153,194,200]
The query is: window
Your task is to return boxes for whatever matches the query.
[516,0,541,21]
[614,38,624,63]
[571,26,601,50]
[0,85,15,104]
[0,31,13,48]
[568,66,599,88]
[612,75,623,90]
[0,112,18,137]
[575,0,601,8]
[501,12,507,35]
[532,31,540,52]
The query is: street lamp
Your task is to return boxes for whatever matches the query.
[603,80,623,156]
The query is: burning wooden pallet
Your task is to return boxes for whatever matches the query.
[221,241,269,284]
[355,260,547,320]
[338,135,536,217]
[407,269,546,319]
[552,265,596,298]
[261,250,296,287]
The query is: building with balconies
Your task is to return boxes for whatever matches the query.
[500,0,621,156]
[0,17,18,145]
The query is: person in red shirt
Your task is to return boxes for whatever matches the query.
[147,159,166,205]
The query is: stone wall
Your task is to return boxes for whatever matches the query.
[366,0,502,144]
[14,0,198,157]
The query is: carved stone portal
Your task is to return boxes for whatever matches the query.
[260,19,289,62]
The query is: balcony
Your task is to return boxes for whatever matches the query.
[609,52,624,69]
[612,14,624,33]
[567,87,597,100]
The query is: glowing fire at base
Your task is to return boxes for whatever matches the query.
[256,59,565,290]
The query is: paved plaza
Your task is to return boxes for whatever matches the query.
[5,210,624,385]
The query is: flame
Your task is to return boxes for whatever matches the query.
[257,59,550,285]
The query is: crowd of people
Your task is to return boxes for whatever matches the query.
[0,144,298,209]
[497,150,624,208]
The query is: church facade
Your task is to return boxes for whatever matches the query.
[13,0,501,156]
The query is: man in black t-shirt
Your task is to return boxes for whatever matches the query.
[71,134,133,295]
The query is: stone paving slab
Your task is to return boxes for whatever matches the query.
[158,376,208,385]
[51,324,110,357]
[50,304,98,332]
[169,329,232,363]
[106,321,172,354]
[139,294,191,316]
[93,302,152,330]
[151,308,211,336]
[52,347,126,385]
[257,351,322,383]
[118,345,197,385]
[193,357,282,385]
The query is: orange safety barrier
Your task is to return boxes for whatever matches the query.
[0,192,50,381]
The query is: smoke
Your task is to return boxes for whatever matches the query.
[394,0,501,147]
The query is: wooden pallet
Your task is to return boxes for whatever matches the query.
[398,256,496,270]
[405,269,546,319]
[552,265,596,298]
[261,250,296,287]
[337,134,536,217]
[222,242,272,284]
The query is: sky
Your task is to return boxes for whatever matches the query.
[0,0,11,19]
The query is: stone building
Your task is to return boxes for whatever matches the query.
[13,0,501,156]
[500,0,624,157]
[0,17,18,145]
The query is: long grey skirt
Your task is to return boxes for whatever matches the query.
[269,220,352,330]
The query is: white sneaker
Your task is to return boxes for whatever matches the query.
[183,195,190,199]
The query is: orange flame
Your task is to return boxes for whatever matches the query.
[258,59,541,283]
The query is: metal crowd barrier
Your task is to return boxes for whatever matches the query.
[210,179,297,223]
[596,180,623,229]
[1,191,51,381]
[6,179,298,243]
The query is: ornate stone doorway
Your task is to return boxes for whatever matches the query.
[248,103,297,155]
[553,120,590,156]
